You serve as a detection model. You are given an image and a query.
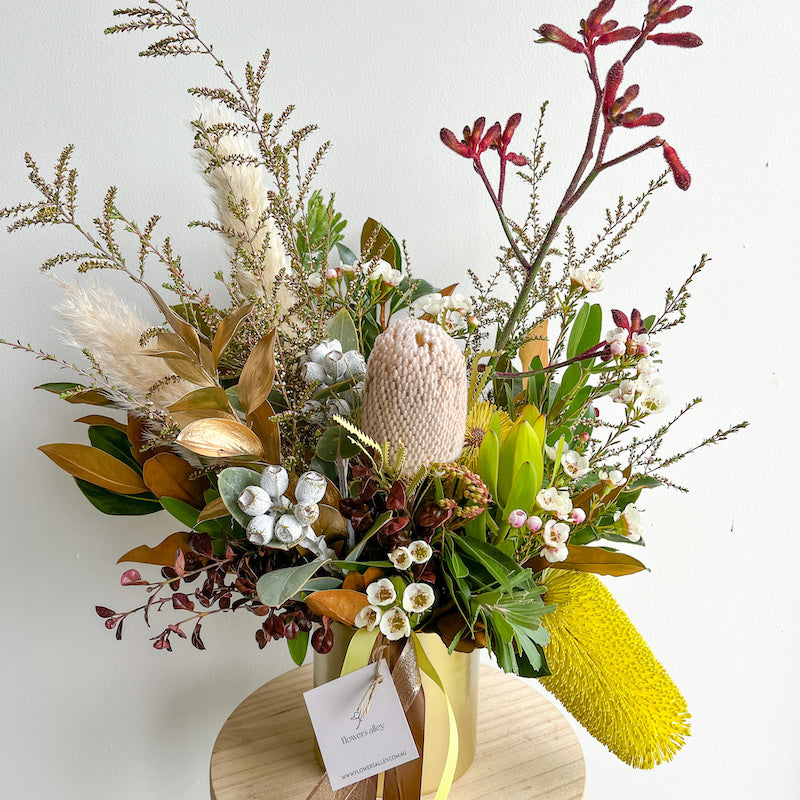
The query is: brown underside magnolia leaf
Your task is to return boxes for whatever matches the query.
[311,504,349,540]
[38,443,148,494]
[176,418,265,459]
[167,386,231,413]
[525,544,647,577]
[74,415,128,432]
[127,413,171,465]
[197,496,228,522]
[247,400,281,463]
[572,465,633,515]
[117,532,191,566]
[237,329,276,416]
[520,319,549,392]
[305,589,369,627]
[211,303,253,365]
[142,452,208,507]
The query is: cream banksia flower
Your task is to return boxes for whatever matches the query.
[360,319,467,475]
[539,570,690,769]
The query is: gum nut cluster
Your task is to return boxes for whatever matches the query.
[299,339,366,387]
[358,578,435,640]
[237,467,334,559]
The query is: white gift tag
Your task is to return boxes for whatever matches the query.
[304,660,420,791]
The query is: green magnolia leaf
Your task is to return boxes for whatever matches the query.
[256,559,331,607]
[326,308,359,353]
[87,425,141,473]
[361,217,401,270]
[217,467,263,528]
[287,630,310,666]
[316,425,360,462]
[160,497,201,529]
[75,478,161,516]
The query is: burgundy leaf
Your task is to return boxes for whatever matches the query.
[120,569,145,586]
[115,619,124,641]
[168,623,187,639]
[255,629,268,649]
[95,606,115,618]
[190,532,214,559]
[172,592,195,612]
[218,592,231,611]
[191,623,205,651]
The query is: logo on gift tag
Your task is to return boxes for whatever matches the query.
[304,660,420,791]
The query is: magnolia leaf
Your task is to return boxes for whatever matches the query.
[256,559,331,608]
[247,400,280,464]
[127,413,170,465]
[87,425,141,472]
[167,387,231,413]
[326,308,359,353]
[361,217,401,270]
[218,466,263,527]
[304,588,369,627]
[169,409,237,429]
[160,497,201,528]
[143,282,203,358]
[117,532,191,566]
[197,496,229,523]
[312,504,348,540]
[212,303,253,365]
[237,329,276,416]
[74,415,128,432]
[63,389,113,406]
[75,478,160,515]
[524,544,647,576]
[142,452,207,507]
[39,443,148,495]
[176,418,265,459]
[153,332,214,386]
[520,319,549,371]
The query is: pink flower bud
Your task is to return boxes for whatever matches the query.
[622,112,665,128]
[596,26,640,45]
[526,515,543,533]
[610,340,626,356]
[537,24,586,54]
[580,432,591,443]
[647,32,703,47]
[570,508,587,525]
[324,268,339,280]
[660,6,693,24]
[638,343,651,356]
[508,509,528,529]
[440,128,471,158]
[662,142,691,190]
[603,61,625,116]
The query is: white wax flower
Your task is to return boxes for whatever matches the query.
[274,513,305,544]
[294,502,319,526]
[637,356,656,376]
[238,485,272,517]
[295,471,327,505]
[442,309,467,332]
[306,272,324,289]
[611,379,637,405]
[246,514,275,546]
[443,292,475,315]
[379,607,411,641]
[569,266,604,292]
[536,487,573,519]
[562,450,590,479]
[366,578,397,606]
[260,465,289,499]
[606,327,628,344]
[369,263,402,286]
[599,469,627,487]
[614,503,644,542]
[355,604,383,632]
[631,332,651,355]
[408,540,433,564]
[542,519,570,563]
[638,384,669,414]
[389,546,413,570]
[402,583,435,614]
[411,293,444,316]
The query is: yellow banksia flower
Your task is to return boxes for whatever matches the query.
[539,569,690,769]
[460,401,512,470]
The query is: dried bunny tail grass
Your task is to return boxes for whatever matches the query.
[360,319,467,476]
[539,570,691,769]
[194,103,292,306]
[54,279,193,408]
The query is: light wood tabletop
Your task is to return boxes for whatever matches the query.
[210,664,586,800]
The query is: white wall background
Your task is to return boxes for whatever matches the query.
[1,2,797,798]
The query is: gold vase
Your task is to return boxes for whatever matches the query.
[313,624,480,795]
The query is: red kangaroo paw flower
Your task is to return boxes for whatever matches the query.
[648,31,703,47]
[662,142,691,190]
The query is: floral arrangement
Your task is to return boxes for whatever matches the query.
[2,0,745,785]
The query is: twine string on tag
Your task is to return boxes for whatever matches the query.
[355,643,388,721]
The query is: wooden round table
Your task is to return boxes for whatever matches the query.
[210,664,586,799]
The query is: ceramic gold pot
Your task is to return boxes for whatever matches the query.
[313,623,480,795]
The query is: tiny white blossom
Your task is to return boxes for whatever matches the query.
[238,485,272,517]
[389,546,413,570]
[355,604,383,631]
[614,503,644,542]
[402,583,435,614]
[379,607,411,641]
[442,309,467,331]
[569,267,604,292]
[542,519,570,563]
[366,578,397,606]
[599,469,627,487]
[443,292,475,315]
[606,327,628,344]
[562,450,590,479]
[536,487,573,519]
[638,384,670,414]
[411,293,445,316]
[369,263,402,286]
[610,379,637,405]
[306,272,324,289]
[637,357,656,376]
[630,332,651,356]
[408,540,433,564]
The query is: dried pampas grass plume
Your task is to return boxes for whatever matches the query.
[54,280,194,409]
[360,319,467,476]
[195,104,295,314]
[539,569,690,769]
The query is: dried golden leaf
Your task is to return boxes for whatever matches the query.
[142,452,208,507]
[247,400,280,464]
[150,332,214,386]
[74,415,128,432]
[176,418,265,459]
[117,532,191,566]
[62,389,113,406]
[170,409,237,429]
[304,589,369,627]
[525,544,647,577]
[237,329,276,416]
[38,443,148,495]
[127,413,172,465]
[144,283,203,358]
[167,387,231,413]
[197,496,228,522]
[212,303,253,365]
[520,319,549,390]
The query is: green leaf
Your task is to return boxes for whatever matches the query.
[566,303,590,360]
[346,512,394,561]
[316,425,360,462]
[326,308,359,353]
[361,217,401,270]
[75,478,161,516]
[628,475,663,490]
[552,362,583,410]
[576,303,603,357]
[256,559,331,607]
[475,429,499,502]
[217,467,263,528]
[287,631,310,666]
[336,243,358,266]
[87,425,141,473]
[160,497,200,529]
[452,536,520,593]
[298,577,343,594]
[225,385,245,415]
